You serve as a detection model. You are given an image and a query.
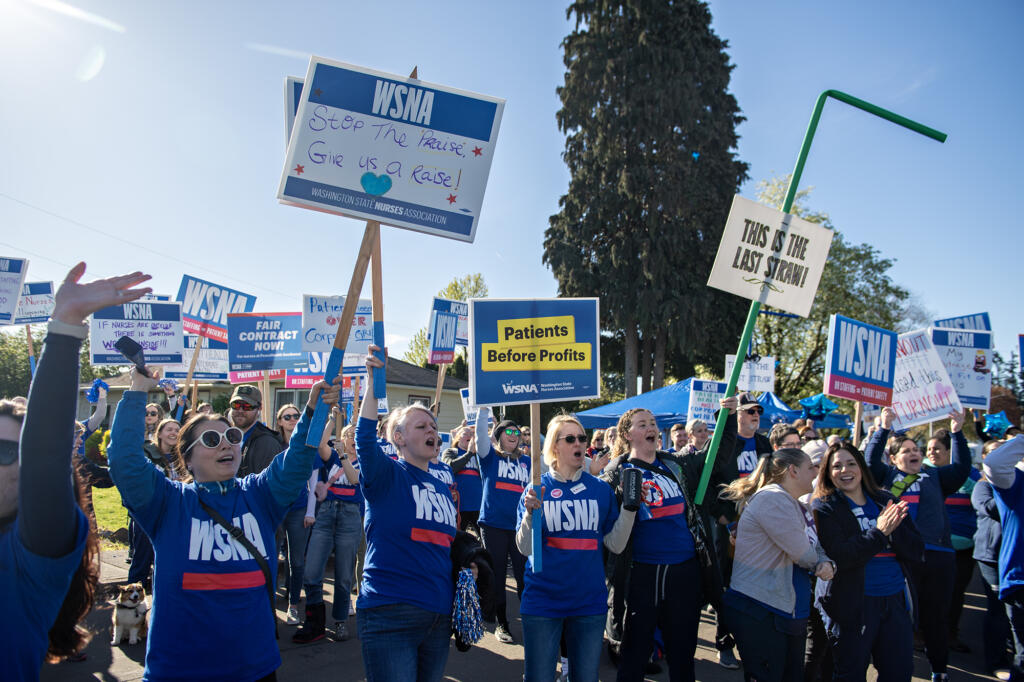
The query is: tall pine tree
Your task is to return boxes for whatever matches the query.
[544,0,749,396]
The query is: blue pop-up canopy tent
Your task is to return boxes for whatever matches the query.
[575,378,696,429]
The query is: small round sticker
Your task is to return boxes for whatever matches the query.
[550,488,563,499]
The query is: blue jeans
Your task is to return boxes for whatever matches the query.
[127,516,153,587]
[302,500,362,621]
[281,507,310,605]
[523,612,604,682]
[358,603,452,682]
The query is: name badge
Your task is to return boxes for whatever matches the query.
[570,483,586,495]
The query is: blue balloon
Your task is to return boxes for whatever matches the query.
[984,411,1012,439]
[799,393,838,421]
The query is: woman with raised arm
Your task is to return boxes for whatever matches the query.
[865,408,971,682]
[812,441,923,682]
[108,354,339,681]
[356,346,458,681]
[1,263,150,679]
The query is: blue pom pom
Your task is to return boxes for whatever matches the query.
[85,378,109,404]
[451,568,483,646]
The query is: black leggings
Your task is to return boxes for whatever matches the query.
[912,549,955,674]
[478,523,526,626]
[948,547,976,637]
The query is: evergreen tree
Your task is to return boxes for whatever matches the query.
[403,273,488,377]
[545,0,749,396]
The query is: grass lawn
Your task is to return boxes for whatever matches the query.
[91,486,129,548]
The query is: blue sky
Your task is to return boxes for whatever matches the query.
[1,0,1020,369]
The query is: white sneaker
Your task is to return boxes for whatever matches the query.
[286,605,301,625]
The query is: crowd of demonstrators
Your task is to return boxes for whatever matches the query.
[442,423,482,532]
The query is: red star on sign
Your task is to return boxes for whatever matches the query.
[314,88,322,97]
[472,146,483,157]
[447,194,457,204]
[294,164,305,175]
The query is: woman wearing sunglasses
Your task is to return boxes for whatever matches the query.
[516,414,636,681]
[107,364,340,682]
[475,407,532,644]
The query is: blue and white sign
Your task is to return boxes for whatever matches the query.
[428,297,469,346]
[459,388,493,427]
[90,301,184,365]
[0,257,29,324]
[226,312,306,372]
[428,310,459,364]
[176,275,256,344]
[934,312,991,332]
[278,58,505,243]
[301,294,373,362]
[165,335,229,381]
[823,314,897,405]
[13,281,54,324]
[468,298,600,407]
[931,327,993,409]
[687,380,728,426]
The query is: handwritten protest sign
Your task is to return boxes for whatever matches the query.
[687,380,728,426]
[230,369,285,384]
[278,58,505,243]
[460,388,494,427]
[724,355,776,394]
[0,257,29,324]
[823,315,897,405]
[931,327,992,410]
[469,298,600,406]
[890,329,962,430]
[428,297,469,346]
[707,196,834,317]
[301,294,373,359]
[165,335,229,381]
[176,275,256,344]
[14,281,54,324]
[227,312,305,372]
[934,312,991,332]
[90,301,184,365]
[428,310,459,364]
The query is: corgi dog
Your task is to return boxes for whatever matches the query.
[111,582,149,645]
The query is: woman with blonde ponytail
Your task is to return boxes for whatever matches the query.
[721,448,834,682]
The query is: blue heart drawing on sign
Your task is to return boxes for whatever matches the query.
[360,172,392,196]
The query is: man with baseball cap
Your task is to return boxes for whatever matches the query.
[230,385,284,477]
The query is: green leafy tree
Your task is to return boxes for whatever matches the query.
[545,0,749,396]
[403,274,488,377]
[751,175,929,406]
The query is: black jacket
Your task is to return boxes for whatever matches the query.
[718,413,772,522]
[237,422,285,477]
[811,489,924,628]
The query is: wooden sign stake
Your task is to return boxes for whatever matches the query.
[352,376,361,425]
[370,227,386,401]
[25,325,36,378]
[529,402,543,572]
[182,334,205,412]
[261,370,272,425]
[853,401,865,448]
[432,363,448,417]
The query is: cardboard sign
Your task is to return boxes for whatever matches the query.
[229,369,285,384]
[823,315,897,405]
[934,312,991,332]
[931,327,992,410]
[687,380,728,426]
[724,355,776,394]
[278,58,505,243]
[13,281,54,324]
[428,310,459,364]
[90,301,184,365]
[301,294,373,359]
[227,312,305,372]
[0,257,29,324]
[891,329,962,430]
[469,298,600,407]
[428,297,469,346]
[707,195,834,317]
[165,335,229,381]
[176,275,256,343]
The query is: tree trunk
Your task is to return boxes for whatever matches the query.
[641,335,653,394]
[624,319,638,398]
[653,332,666,389]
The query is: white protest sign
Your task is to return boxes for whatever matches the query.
[890,329,962,431]
[278,58,505,243]
[724,355,776,394]
[931,327,992,410]
[13,281,55,324]
[165,335,229,381]
[0,257,29,324]
[301,294,373,360]
[460,388,493,427]
[707,195,834,317]
[90,301,185,365]
[687,380,728,426]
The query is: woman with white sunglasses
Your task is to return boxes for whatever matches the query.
[108,367,340,682]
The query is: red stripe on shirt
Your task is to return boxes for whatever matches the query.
[495,481,525,493]
[457,469,480,477]
[182,570,265,591]
[328,486,356,496]
[945,497,971,506]
[410,528,454,547]
[901,494,920,503]
[546,537,598,550]
[649,502,685,519]
[875,552,897,558]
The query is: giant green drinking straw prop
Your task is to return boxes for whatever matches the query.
[694,89,947,505]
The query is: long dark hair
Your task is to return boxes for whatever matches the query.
[814,441,883,500]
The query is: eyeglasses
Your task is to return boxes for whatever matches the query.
[0,439,17,466]
[230,401,258,412]
[559,434,587,444]
[146,411,159,417]
[185,427,244,453]
[503,428,521,437]
[281,413,300,421]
